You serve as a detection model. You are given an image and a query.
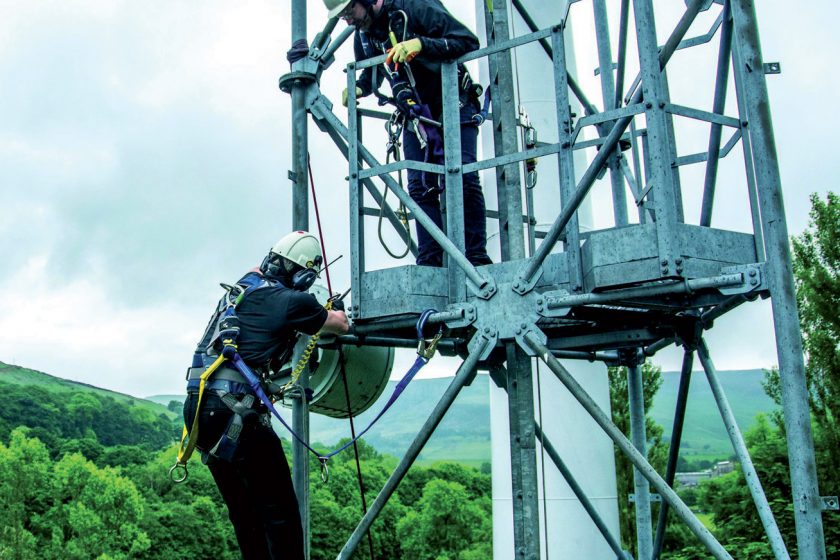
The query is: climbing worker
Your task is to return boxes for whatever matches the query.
[182,230,349,560]
[328,0,493,268]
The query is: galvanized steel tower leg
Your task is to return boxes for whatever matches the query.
[484,0,526,262]
[627,360,652,559]
[593,0,630,227]
[290,0,311,556]
[729,1,826,558]
[506,347,541,559]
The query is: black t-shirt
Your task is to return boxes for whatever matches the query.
[235,284,328,368]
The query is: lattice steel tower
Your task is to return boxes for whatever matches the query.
[278,0,828,558]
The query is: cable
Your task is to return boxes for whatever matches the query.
[307,155,333,295]
[339,348,376,560]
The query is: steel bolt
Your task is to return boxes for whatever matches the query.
[659,101,666,108]
[661,259,669,266]
[675,258,683,265]
[520,323,527,330]
[749,269,757,277]
[516,328,522,335]
[351,173,358,179]
[645,102,653,109]
[750,278,758,286]
[484,327,491,334]
[448,167,459,173]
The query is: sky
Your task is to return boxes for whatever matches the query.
[0,0,837,398]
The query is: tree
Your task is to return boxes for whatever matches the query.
[764,192,840,466]
[396,479,492,560]
[608,360,668,557]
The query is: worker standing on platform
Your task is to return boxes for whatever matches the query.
[327,0,492,268]
[182,231,349,560]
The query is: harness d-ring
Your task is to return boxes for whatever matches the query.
[319,457,330,483]
[416,309,443,360]
[169,462,188,484]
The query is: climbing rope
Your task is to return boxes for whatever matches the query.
[378,112,412,259]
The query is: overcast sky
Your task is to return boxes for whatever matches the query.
[0,0,836,398]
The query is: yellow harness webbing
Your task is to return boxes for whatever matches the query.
[169,354,226,483]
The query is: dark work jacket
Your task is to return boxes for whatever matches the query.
[353,0,479,118]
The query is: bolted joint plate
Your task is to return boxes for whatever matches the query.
[515,323,547,357]
[719,263,765,295]
[473,280,542,341]
[469,327,498,361]
[444,303,477,329]
[512,265,544,296]
[536,288,572,318]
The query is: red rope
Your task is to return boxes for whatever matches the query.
[307,155,332,295]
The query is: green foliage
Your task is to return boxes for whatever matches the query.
[0,428,151,559]
[396,479,492,560]
[765,192,840,466]
[0,380,177,455]
[0,364,496,559]
[688,413,840,559]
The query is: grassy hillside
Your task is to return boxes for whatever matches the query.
[650,368,778,462]
[0,361,176,419]
[152,369,776,468]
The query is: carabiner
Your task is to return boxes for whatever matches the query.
[416,309,443,360]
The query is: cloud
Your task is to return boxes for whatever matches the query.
[0,0,836,398]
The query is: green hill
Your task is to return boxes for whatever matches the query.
[0,361,179,454]
[0,361,176,419]
[152,368,776,468]
[650,368,778,463]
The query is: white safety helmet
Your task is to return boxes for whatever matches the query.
[270,231,323,270]
[262,231,323,290]
[324,0,353,18]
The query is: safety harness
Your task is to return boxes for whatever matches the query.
[170,300,443,484]
[360,8,488,196]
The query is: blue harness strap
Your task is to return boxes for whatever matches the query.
[227,309,443,480]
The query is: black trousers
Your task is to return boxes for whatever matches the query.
[403,100,491,267]
[184,392,304,560]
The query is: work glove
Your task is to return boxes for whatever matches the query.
[386,38,422,66]
[342,87,363,107]
[328,297,345,312]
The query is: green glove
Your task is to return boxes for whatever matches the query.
[386,38,422,65]
[342,87,363,107]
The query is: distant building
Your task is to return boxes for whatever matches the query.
[712,460,735,476]
[677,460,737,487]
